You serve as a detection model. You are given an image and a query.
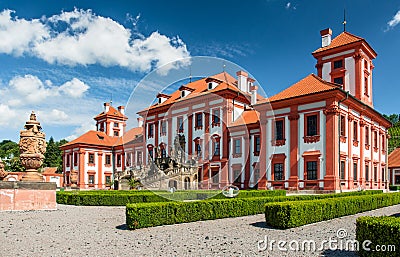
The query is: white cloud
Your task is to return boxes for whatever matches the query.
[286,2,291,9]
[387,10,400,30]
[37,109,69,125]
[65,122,96,141]
[59,78,89,98]
[0,104,17,126]
[0,10,49,56]
[0,9,190,74]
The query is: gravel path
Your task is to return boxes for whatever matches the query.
[1,204,399,257]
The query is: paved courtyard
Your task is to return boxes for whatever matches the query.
[1,204,399,257]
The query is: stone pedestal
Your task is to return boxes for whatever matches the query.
[0,181,56,211]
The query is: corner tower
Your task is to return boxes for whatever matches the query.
[312,28,377,107]
[94,102,128,137]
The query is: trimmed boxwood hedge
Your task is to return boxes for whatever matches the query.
[389,185,400,191]
[356,216,400,257]
[265,192,400,229]
[57,189,287,206]
[125,190,383,229]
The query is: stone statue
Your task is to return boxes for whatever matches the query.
[70,169,78,187]
[0,159,7,181]
[19,111,47,181]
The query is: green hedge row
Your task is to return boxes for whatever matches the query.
[356,216,400,257]
[57,189,286,206]
[125,190,383,229]
[265,192,400,229]
[389,185,400,191]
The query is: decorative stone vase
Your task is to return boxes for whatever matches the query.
[70,169,78,187]
[0,160,7,180]
[19,112,47,182]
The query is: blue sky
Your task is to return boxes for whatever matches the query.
[0,0,400,142]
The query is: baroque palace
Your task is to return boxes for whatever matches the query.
[61,28,391,191]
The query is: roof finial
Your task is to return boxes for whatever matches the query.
[110,93,113,106]
[343,9,347,32]
[189,64,192,83]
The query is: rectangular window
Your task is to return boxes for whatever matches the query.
[88,153,95,164]
[353,121,358,141]
[306,161,317,180]
[177,117,184,133]
[195,113,202,129]
[73,152,78,166]
[334,77,343,85]
[211,170,219,184]
[117,154,121,166]
[382,168,385,181]
[137,152,142,165]
[334,60,343,69]
[148,124,154,138]
[114,122,118,127]
[365,164,369,181]
[254,136,260,153]
[214,141,220,156]
[365,126,369,145]
[364,77,369,95]
[382,135,385,150]
[275,120,284,140]
[340,115,346,136]
[88,175,95,185]
[233,169,241,184]
[160,121,167,135]
[66,154,70,167]
[306,115,318,136]
[126,154,131,166]
[196,143,202,155]
[105,176,111,185]
[105,155,111,165]
[353,162,358,181]
[254,168,260,183]
[99,123,104,132]
[373,131,378,148]
[374,166,378,182]
[213,109,220,124]
[234,139,241,154]
[340,160,346,180]
[274,163,284,181]
[114,131,119,136]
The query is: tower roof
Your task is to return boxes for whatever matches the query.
[312,31,377,58]
[94,105,127,120]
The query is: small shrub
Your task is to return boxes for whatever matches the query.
[356,216,400,257]
[265,192,400,229]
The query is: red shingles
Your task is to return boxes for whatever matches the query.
[313,31,364,54]
[389,148,400,168]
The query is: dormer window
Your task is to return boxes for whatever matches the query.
[157,93,171,104]
[208,82,213,90]
[181,91,186,97]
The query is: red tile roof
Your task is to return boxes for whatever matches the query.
[267,74,339,102]
[389,148,400,168]
[230,109,260,127]
[42,167,58,175]
[116,127,143,145]
[94,105,127,120]
[61,130,119,148]
[141,72,243,112]
[313,31,364,54]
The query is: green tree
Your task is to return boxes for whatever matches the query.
[0,140,23,171]
[384,114,400,126]
[43,137,68,172]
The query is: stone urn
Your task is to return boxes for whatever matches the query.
[19,112,47,182]
[0,159,7,180]
[70,169,78,187]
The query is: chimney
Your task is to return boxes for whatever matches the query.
[137,117,144,127]
[250,85,258,105]
[236,70,248,92]
[117,106,125,115]
[320,28,332,48]
[104,102,110,112]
